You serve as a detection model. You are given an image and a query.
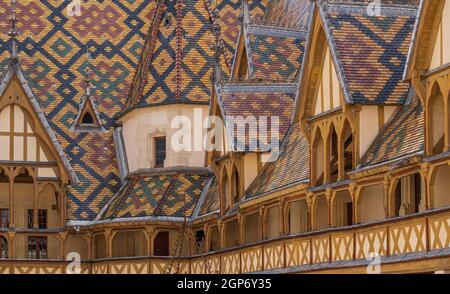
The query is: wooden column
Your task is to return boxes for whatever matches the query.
[338,131,345,181]
[8,168,15,228]
[7,232,15,259]
[238,213,244,245]
[85,233,92,261]
[218,220,224,249]
[33,174,38,229]
[59,232,68,260]
[144,226,155,257]
[105,229,115,258]
[326,189,332,228]
[421,163,432,210]
[324,128,331,184]
[384,174,392,218]
[259,206,265,240]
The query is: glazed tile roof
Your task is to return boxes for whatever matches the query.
[122,0,270,112]
[101,170,210,220]
[0,0,156,221]
[321,0,418,105]
[217,83,297,152]
[262,0,313,29]
[197,177,220,217]
[0,0,268,221]
[245,121,309,199]
[247,27,306,82]
[358,90,424,169]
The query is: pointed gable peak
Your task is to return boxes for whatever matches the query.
[71,55,104,132]
[0,63,78,184]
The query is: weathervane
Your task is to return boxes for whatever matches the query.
[8,0,19,61]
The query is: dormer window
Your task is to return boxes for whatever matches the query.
[81,112,94,125]
[154,136,166,168]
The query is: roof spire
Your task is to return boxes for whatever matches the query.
[84,49,92,96]
[8,0,19,62]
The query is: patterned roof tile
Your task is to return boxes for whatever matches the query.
[245,121,309,198]
[102,172,210,220]
[248,32,306,82]
[218,84,297,151]
[198,177,220,216]
[358,90,424,169]
[323,1,418,104]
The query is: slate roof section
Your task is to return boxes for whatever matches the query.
[247,27,307,82]
[245,121,310,199]
[320,0,418,105]
[262,0,313,30]
[358,90,424,170]
[217,83,297,152]
[101,169,211,220]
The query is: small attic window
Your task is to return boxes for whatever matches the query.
[72,98,103,132]
[81,112,94,125]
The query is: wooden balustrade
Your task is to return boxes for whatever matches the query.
[0,209,449,274]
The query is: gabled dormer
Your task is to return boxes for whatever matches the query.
[0,64,77,184]
[295,0,417,187]
[208,82,298,215]
[230,0,310,83]
[404,0,450,156]
[71,68,104,133]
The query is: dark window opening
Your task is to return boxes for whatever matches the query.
[38,209,47,229]
[154,137,166,168]
[0,237,7,259]
[153,231,169,256]
[27,236,47,260]
[194,230,205,254]
[345,202,353,226]
[81,112,94,125]
[232,169,240,204]
[0,209,9,229]
[27,209,34,229]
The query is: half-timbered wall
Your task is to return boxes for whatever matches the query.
[314,46,341,115]
[430,0,450,70]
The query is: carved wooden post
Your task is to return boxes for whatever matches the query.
[421,163,431,210]
[144,226,155,257]
[325,189,332,228]
[306,193,314,231]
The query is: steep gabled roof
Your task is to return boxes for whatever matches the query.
[195,177,220,217]
[215,82,297,152]
[230,0,311,83]
[296,0,418,121]
[246,25,307,82]
[121,0,271,114]
[0,61,78,184]
[357,89,424,171]
[404,0,444,80]
[245,121,309,199]
[322,0,417,105]
[0,1,154,221]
